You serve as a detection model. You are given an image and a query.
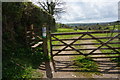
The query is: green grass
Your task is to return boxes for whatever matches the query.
[56,28,88,33]
[73,56,98,72]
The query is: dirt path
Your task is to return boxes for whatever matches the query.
[39,40,120,79]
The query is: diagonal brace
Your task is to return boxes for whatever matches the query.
[87,34,120,55]
[52,34,86,56]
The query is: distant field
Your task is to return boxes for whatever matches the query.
[56,24,120,33]
[55,28,88,33]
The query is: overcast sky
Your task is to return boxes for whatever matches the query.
[56,0,120,23]
[32,0,120,24]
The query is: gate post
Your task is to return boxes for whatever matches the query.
[42,23,53,79]
[49,31,57,72]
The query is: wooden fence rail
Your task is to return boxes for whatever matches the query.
[51,30,120,35]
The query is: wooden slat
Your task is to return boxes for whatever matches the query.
[52,47,120,51]
[31,42,43,48]
[53,53,83,56]
[51,30,120,35]
[26,31,32,34]
[52,42,120,46]
[90,53,120,55]
[52,37,119,41]
[89,56,120,58]
[54,53,120,56]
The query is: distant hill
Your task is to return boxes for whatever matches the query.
[65,21,117,27]
[64,21,119,30]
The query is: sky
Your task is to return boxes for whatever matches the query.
[56,0,120,23]
[32,0,120,24]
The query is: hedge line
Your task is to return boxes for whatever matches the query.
[2,2,55,78]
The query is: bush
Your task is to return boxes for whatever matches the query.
[2,46,46,78]
[2,2,54,78]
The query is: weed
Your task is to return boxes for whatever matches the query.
[74,56,99,72]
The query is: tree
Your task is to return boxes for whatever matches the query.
[38,0,65,17]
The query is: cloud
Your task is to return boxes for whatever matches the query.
[57,0,120,23]
[65,0,119,2]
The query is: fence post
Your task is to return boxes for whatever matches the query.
[42,24,53,79]
[49,31,57,72]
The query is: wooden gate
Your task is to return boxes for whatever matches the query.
[50,30,120,71]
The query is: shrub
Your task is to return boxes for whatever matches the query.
[2,46,45,78]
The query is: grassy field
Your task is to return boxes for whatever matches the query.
[51,28,88,45]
